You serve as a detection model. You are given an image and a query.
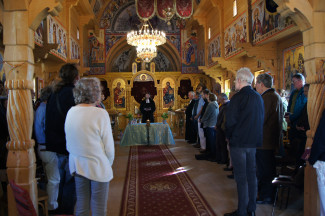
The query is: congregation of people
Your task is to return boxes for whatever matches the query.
[1,64,325,216]
[185,68,325,216]
[0,63,115,216]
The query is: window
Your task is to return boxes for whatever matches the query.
[225,79,230,97]
[208,27,211,40]
[233,0,237,17]
[77,27,80,40]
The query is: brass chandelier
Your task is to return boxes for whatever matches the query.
[127,20,166,63]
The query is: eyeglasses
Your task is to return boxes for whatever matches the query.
[291,80,300,84]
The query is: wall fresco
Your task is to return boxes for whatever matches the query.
[283,43,304,90]
[47,15,67,61]
[208,35,221,65]
[251,0,295,44]
[224,13,247,58]
[182,36,198,73]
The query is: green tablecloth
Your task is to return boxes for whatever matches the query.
[120,123,175,146]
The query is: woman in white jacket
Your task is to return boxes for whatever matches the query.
[65,77,114,216]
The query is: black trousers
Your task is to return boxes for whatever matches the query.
[216,129,228,164]
[185,118,196,142]
[256,149,276,200]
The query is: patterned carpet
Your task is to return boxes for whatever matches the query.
[119,145,216,216]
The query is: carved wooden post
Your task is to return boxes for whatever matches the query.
[275,0,325,215]
[3,10,38,216]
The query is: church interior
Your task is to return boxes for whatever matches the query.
[0,0,325,215]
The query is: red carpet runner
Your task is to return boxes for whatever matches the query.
[120,145,216,216]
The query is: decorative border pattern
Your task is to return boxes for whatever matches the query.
[119,145,216,216]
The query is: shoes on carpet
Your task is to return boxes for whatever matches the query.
[199,149,207,153]
[224,210,239,216]
[218,161,228,165]
[256,197,273,204]
[48,208,60,215]
[227,174,234,179]
[195,153,209,160]
[193,144,201,148]
[224,167,233,171]
[224,210,255,216]
[208,157,218,162]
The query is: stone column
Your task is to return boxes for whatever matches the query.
[3,9,38,216]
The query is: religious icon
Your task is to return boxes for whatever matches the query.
[113,80,126,108]
[141,74,147,81]
[163,80,174,108]
[253,8,263,40]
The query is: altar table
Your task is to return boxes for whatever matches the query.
[120,123,175,146]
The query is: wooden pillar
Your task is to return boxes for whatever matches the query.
[275,1,325,215]
[126,87,131,112]
[303,23,325,216]
[3,9,38,216]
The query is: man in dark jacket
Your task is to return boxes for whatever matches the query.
[192,92,200,146]
[45,63,79,214]
[140,93,156,123]
[225,67,264,216]
[185,91,196,143]
[295,84,310,166]
[255,73,283,204]
[286,73,307,163]
[216,93,230,164]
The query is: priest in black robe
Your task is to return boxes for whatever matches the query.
[185,91,196,143]
[140,93,156,123]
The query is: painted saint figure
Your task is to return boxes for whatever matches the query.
[163,82,174,108]
[253,9,263,40]
[114,82,125,108]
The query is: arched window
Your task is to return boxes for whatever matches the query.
[233,0,237,17]
[208,27,211,40]
[77,27,80,40]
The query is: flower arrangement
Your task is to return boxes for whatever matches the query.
[161,112,168,119]
[125,113,134,120]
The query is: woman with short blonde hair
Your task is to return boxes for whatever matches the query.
[65,77,115,216]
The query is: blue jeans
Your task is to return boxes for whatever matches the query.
[75,175,110,216]
[230,147,257,216]
[57,154,76,214]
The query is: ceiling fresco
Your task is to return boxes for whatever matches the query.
[101,1,180,33]
[110,48,173,72]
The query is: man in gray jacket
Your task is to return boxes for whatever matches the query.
[200,93,219,161]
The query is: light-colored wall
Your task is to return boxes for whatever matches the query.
[207,6,220,38]
[224,0,247,28]
[70,7,80,41]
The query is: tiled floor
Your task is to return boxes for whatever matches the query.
[107,140,304,216]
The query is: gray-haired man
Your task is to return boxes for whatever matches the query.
[225,67,264,216]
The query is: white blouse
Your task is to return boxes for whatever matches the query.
[65,106,115,182]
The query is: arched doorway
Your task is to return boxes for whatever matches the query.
[131,73,157,103]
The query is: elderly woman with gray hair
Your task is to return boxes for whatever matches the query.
[65,77,115,216]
